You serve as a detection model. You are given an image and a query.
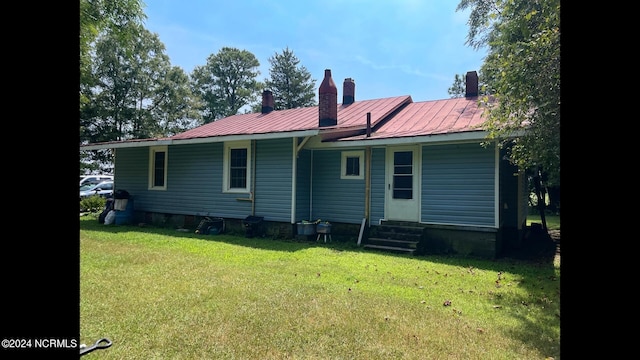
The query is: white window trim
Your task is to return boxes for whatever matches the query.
[341,150,364,180]
[223,140,252,193]
[148,145,168,190]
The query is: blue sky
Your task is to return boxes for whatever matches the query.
[143,0,487,103]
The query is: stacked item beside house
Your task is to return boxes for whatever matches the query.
[113,190,133,225]
[99,189,133,225]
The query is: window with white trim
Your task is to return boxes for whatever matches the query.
[223,140,252,193]
[148,146,168,190]
[341,150,364,180]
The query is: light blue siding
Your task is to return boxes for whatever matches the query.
[113,147,149,196]
[115,143,252,218]
[253,139,293,222]
[421,143,495,226]
[115,141,306,220]
[113,139,496,228]
[311,149,366,224]
[296,149,312,222]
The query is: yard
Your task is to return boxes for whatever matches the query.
[80,215,560,359]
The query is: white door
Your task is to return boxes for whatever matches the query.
[385,146,420,221]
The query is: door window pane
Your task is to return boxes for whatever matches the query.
[393,151,413,199]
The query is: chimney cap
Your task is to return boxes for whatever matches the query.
[319,68,337,94]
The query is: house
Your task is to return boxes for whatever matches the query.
[81,69,527,258]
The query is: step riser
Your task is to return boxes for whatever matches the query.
[365,221,425,254]
[363,244,415,254]
[375,232,422,241]
[377,227,423,235]
[367,238,418,249]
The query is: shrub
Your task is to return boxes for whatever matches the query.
[80,195,107,213]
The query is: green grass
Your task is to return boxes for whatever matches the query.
[80,216,560,359]
[526,213,560,230]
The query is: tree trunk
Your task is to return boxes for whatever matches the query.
[532,171,548,231]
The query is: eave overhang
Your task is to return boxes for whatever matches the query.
[80,129,321,150]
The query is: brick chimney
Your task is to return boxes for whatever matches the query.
[465,71,478,97]
[343,78,355,105]
[261,90,274,114]
[318,69,337,126]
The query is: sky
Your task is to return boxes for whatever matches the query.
[143,0,487,103]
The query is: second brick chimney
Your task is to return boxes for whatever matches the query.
[343,78,355,105]
[465,71,478,97]
[261,90,274,114]
[318,69,337,127]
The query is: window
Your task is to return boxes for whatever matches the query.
[392,151,413,199]
[224,141,251,193]
[148,146,168,190]
[341,150,364,180]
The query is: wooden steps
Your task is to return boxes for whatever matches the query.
[363,221,425,255]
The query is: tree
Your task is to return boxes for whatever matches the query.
[80,0,146,106]
[151,66,203,136]
[456,0,560,222]
[82,26,168,142]
[80,25,200,173]
[191,47,261,123]
[264,47,317,110]
[80,0,147,174]
[448,74,466,98]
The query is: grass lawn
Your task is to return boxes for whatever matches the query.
[526,213,560,230]
[80,216,560,359]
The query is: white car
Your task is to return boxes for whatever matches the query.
[80,181,114,200]
[80,175,114,187]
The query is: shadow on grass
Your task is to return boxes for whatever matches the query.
[81,216,560,358]
[80,216,560,270]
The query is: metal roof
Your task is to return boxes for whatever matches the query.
[170,95,413,140]
[337,96,487,142]
[80,94,490,150]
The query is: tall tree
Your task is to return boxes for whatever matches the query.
[82,26,169,142]
[448,74,466,98]
[80,0,146,106]
[80,0,146,174]
[264,47,317,110]
[151,66,203,136]
[81,26,199,173]
[191,47,261,123]
[456,0,560,219]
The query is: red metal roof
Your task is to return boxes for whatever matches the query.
[170,96,413,140]
[340,96,487,141]
[168,94,487,143]
[82,95,489,151]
